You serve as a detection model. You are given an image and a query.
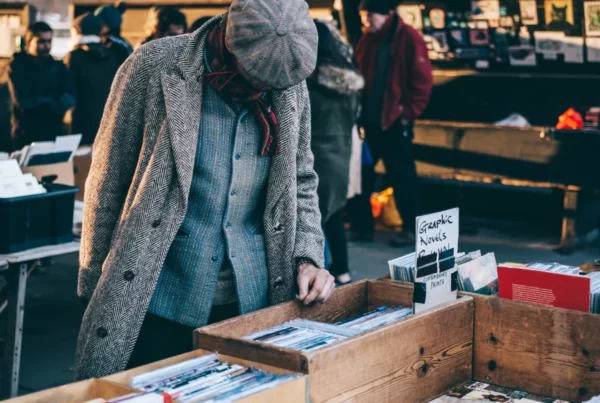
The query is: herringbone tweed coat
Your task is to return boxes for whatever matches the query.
[75,15,324,380]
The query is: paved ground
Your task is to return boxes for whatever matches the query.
[11,229,600,396]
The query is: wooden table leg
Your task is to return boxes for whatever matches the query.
[556,188,578,255]
[1,262,28,399]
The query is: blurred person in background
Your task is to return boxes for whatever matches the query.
[354,0,433,246]
[189,16,213,33]
[65,13,121,146]
[8,22,74,151]
[308,19,363,285]
[140,6,187,47]
[95,2,133,63]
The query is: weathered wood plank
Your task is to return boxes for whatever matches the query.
[8,379,136,403]
[469,293,600,402]
[310,298,474,403]
[367,279,413,308]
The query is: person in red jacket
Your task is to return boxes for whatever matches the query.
[354,0,433,246]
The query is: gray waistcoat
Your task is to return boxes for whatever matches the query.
[148,83,271,327]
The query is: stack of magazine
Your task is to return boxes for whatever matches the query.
[388,252,416,282]
[428,380,569,402]
[245,306,413,352]
[93,354,301,402]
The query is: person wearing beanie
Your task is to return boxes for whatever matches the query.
[94,3,134,59]
[65,13,120,146]
[353,0,433,246]
[75,0,332,379]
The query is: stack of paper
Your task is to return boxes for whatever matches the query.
[121,354,300,402]
[0,160,46,198]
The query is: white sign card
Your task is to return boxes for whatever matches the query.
[413,208,460,314]
[587,37,600,62]
[534,31,565,60]
[563,37,584,63]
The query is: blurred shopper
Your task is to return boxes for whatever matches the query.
[308,20,363,285]
[189,16,213,33]
[65,13,121,146]
[139,6,187,46]
[8,22,74,150]
[354,0,433,246]
[94,3,133,63]
[76,0,333,379]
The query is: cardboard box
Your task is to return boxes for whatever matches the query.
[22,161,75,187]
[106,349,308,403]
[8,379,137,403]
[195,280,474,403]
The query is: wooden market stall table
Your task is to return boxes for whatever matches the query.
[0,242,80,399]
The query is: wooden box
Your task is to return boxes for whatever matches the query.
[106,349,307,403]
[466,292,600,403]
[195,280,474,403]
[8,379,137,403]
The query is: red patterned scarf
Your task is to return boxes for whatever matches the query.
[204,19,279,156]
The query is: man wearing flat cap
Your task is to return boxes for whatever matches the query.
[75,0,333,379]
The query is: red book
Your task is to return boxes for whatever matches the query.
[498,265,591,312]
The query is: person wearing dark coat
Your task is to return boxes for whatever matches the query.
[65,13,121,146]
[308,20,364,285]
[94,3,133,65]
[8,22,75,151]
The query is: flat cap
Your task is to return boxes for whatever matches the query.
[226,0,318,90]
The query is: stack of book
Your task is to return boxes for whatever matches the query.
[94,354,301,402]
[245,306,413,352]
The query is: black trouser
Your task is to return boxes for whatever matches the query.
[323,208,349,276]
[353,120,421,235]
[126,303,239,369]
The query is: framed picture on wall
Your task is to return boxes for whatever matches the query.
[585,1,600,36]
[544,0,574,32]
[519,0,539,25]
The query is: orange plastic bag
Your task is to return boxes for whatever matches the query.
[370,188,403,227]
[556,108,584,130]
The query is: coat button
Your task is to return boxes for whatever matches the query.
[152,219,161,228]
[274,276,284,287]
[123,270,135,281]
[96,327,108,338]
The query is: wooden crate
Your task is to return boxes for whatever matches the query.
[466,292,600,403]
[195,280,474,403]
[105,349,308,403]
[7,379,137,403]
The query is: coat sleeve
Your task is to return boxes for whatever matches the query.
[402,34,433,120]
[77,50,149,299]
[293,83,325,269]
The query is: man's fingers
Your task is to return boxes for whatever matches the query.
[297,266,316,300]
[316,277,335,304]
[303,271,330,305]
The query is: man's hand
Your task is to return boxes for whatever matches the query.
[297,263,335,305]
